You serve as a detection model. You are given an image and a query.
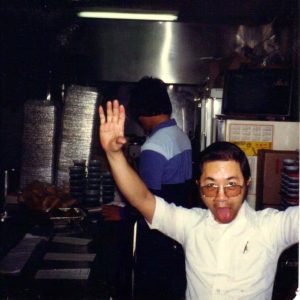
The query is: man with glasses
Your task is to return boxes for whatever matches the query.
[99,100,299,300]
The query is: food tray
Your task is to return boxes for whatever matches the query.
[49,208,86,226]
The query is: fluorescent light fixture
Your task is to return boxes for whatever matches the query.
[77,11,177,21]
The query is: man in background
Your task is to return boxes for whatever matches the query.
[128,77,193,300]
[101,77,193,299]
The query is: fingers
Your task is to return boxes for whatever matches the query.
[100,100,125,123]
[106,101,113,123]
[99,105,106,125]
[112,100,125,126]
[118,103,125,135]
[112,100,119,124]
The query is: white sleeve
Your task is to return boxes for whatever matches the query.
[267,206,299,250]
[279,206,299,246]
[147,195,204,245]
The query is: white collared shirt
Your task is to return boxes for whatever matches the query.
[149,197,299,300]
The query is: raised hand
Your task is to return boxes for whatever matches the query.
[99,100,126,153]
[99,100,155,223]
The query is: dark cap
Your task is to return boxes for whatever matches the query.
[128,77,172,121]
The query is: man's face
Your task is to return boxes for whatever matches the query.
[199,160,250,224]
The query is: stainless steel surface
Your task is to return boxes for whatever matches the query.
[200,97,222,150]
[70,20,237,84]
[20,101,56,187]
[215,118,226,142]
[68,18,294,84]
[168,85,200,136]
[56,85,101,187]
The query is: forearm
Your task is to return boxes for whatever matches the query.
[106,150,155,223]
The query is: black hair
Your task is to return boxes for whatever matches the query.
[198,142,251,182]
[128,76,172,121]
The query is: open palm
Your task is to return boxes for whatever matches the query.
[99,100,126,153]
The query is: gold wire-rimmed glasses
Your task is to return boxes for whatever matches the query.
[200,183,244,198]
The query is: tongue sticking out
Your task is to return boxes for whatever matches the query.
[215,207,232,223]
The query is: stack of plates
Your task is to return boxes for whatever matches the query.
[56,85,100,187]
[69,160,87,203]
[20,100,56,188]
[280,158,299,209]
[101,172,115,204]
[85,160,101,206]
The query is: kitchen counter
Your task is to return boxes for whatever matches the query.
[0,204,134,300]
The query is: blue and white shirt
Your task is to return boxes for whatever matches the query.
[139,119,192,206]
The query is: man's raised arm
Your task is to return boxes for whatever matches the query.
[99,100,156,223]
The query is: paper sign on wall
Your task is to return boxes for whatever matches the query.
[228,124,273,156]
[231,141,272,156]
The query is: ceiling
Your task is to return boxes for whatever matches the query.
[0,0,298,106]
[0,0,298,26]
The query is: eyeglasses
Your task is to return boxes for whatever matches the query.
[200,183,244,198]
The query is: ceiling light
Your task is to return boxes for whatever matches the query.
[77,10,178,21]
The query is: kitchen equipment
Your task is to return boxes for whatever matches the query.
[49,207,86,228]
[85,159,101,207]
[101,172,115,204]
[20,100,56,188]
[56,85,100,187]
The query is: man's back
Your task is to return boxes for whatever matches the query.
[139,119,192,205]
